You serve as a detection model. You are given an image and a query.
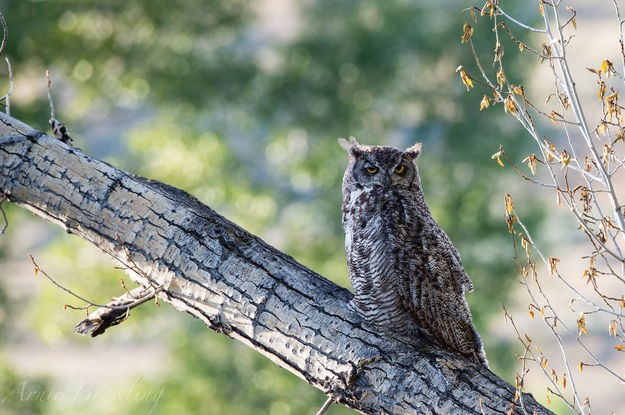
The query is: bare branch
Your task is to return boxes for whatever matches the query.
[494,4,546,33]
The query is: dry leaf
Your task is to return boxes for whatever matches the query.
[578,314,588,336]
[504,97,516,115]
[548,257,560,276]
[461,22,474,43]
[456,66,474,91]
[480,95,490,110]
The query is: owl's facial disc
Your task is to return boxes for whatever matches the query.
[347,143,420,189]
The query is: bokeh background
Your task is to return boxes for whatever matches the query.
[0,0,616,414]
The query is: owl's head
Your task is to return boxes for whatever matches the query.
[339,136,422,190]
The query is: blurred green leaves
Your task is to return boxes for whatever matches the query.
[0,0,539,412]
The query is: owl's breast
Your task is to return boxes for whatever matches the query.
[342,186,422,333]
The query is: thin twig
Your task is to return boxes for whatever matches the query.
[0,11,7,57]
[46,70,55,121]
[315,397,333,415]
[0,196,7,234]
[30,255,158,311]
[2,57,13,116]
[495,4,546,33]
[612,0,625,79]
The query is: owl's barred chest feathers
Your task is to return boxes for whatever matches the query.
[343,184,431,333]
[339,136,488,367]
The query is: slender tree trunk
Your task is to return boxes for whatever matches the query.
[0,113,552,415]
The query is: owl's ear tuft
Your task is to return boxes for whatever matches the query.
[405,142,422,159]
[338,136,363,157]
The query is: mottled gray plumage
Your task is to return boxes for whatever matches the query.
[339,136,488,367]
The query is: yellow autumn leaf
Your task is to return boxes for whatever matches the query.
[561,149,571,169]
[492,149,504,166]
[461,22,474,43]
[598,81,606,99]
[549,111,562,125]
[578,314,588,335]
[480,95,490,110]
[540,1,544,16]
[456,66,474,91]
[522,154,537,175]
[504,97,516,115]
[529,309,534,319]
[494,41,503,63]
[548,257,560,276]
[615,345,625,351]
[542,359,548,369]
[497,67,506,87]
[577,362,584,373]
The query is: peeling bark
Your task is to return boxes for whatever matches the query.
[0,112,553,415]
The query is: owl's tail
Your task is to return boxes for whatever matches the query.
[472,327,489,368]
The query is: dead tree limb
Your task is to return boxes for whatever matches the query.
[0,112,553,415]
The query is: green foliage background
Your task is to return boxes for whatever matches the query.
[0,0,538,413]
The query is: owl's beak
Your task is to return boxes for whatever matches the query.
[382,173,391,188]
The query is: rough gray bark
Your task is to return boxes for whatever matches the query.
[0,112,553,415]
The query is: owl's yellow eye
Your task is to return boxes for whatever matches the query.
[365,166,378,174]
[395,164,405,175]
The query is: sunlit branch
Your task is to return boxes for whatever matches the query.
[494,5,545,33]
[612,0,625,81]
[549,5,625,244]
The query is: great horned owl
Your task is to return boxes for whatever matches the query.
[339,136,488,367]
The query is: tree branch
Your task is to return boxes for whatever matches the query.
[0,112,553,415]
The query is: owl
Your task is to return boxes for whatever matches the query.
[339,136,488,367]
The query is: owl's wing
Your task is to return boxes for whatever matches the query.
[400,228,488,367]
[442,231,474,293]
